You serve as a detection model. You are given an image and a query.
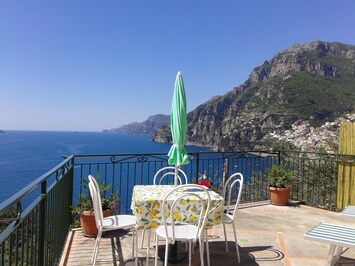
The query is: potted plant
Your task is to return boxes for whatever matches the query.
[71,174,119,237]
[266,164,294,205]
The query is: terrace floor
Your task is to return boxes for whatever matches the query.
[60,202,355,266]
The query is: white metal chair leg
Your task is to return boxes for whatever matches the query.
[164,239,169,266]
[204,229,210,266]
[155,235,159,266]
[186,238,194,254]
[91,235,99,263]
[232,223,241,263]
[222,222,228,252]
[146,230,151,266]
[92,230,102,266]
[91,230,101,263]
[135,229,138,266]
[188,240,192,266]
[199,238,205,266]
[132,229,136,265]
[93,231,102,266]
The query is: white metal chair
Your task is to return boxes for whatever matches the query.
[153,166,188,185]
[87,175,137,266]
[154,184,211,266]
[140,166,188,262]
[221,172,244,263]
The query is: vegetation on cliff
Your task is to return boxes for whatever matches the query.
[151,40,355,152]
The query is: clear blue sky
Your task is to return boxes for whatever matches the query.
[1,1,354,131]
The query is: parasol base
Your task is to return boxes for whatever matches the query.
[157,242,188,263]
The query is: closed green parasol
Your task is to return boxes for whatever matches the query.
[167,71,189,185]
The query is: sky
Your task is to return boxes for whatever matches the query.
[1,1,354,131]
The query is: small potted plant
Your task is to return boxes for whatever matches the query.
[71,174,119,237]
[266,164,294,205]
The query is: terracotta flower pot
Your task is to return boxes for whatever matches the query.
[80,209,112,237]
[269,187,291,206]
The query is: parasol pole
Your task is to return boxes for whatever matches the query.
[174,165,179,186]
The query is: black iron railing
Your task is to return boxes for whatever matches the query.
[0,156,74,266]
[280,150,355,211]
[1,150,354,265]
[72,151,279,214]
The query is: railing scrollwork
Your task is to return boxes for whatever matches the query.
[137,155,148,163]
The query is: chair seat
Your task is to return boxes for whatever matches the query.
[222,213,233,224]
[156,224,199,241]
[102,214,136,230]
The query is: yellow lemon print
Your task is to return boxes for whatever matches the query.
[173,211,182,222]
[151,221,158,228]
[149,209,158,219]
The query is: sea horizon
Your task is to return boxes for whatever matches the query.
[1,129,112,133]
[0,130,210,204]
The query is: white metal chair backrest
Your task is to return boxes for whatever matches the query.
[161,184,211,244]
[88,175,103,227]
[153,166,188,185]
[222,173,243,221]
[88,174,100,194]
[88,181,104,230]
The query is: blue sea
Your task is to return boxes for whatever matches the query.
[0,130,210,204]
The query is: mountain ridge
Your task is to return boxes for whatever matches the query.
[152,40,355,152]
[103,114,169,135]
[104,40,355,153]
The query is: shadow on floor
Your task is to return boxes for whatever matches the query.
[138,241,280,266]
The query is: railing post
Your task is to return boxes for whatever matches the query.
[38,180,47,266]
[223,158,229,187]
[195,153,200,182]
[277,150,281,165]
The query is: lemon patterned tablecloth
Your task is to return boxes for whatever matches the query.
[131,185,224,230]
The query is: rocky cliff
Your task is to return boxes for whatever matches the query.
[103,114,169,135]
[151,41,355,152]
